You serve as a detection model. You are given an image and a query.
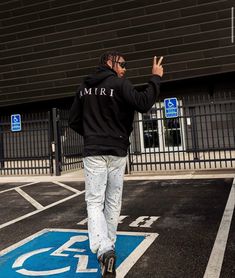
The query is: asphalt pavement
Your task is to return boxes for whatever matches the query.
[0,172,234,278]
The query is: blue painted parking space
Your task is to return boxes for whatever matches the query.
[0,229,157,278]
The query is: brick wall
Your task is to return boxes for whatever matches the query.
[0,0,234,107]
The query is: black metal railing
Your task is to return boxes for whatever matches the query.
[53,108,83,175]
[0,111,53,175]
[0,109,84,176]
[0,91,234,176]
[129,93,235,172]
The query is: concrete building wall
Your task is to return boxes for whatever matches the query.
[0,0,234,107]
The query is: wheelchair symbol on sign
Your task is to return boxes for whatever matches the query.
[13,116,19,123]
[167,99,175,107]
[12,235,98,276]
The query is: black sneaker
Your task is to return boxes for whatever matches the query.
[98,250,116,277]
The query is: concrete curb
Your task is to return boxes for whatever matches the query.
[0,170,234,183]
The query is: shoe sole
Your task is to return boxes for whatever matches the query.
[107,257,115,272]
[101,255,116,277]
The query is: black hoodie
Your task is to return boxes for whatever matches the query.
[69,66,161,156]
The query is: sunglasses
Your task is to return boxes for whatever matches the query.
[112,60,127,69]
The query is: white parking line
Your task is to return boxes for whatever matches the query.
[15,187,44,210]
[203,178,235,278]
[52,181,81,193]
[0,182,39,194]
[116,231,158,277]
[0,190,85,230]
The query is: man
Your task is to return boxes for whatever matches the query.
[69,51,163,277]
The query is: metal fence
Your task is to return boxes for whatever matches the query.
[129,93,235,172]
[53,108,83,175]
[0,109,84,176]
[0,111,53,175]
[0,92,234,176]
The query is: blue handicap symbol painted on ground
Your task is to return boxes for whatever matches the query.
[11,114,22,132]
[0,229,158,277]
[164,98,178,118]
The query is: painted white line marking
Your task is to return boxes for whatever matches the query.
[77,215,130,226]
[0,190,85,230]
[0,229,47,256]
[117,232,158,277]
[77,218,88,225]
[129,216,160,228]
[0,182,39,194]
[52,181,81,193]
[15,187,44,210]
[12,247,52,268]
[13,248,71,276]
[203,178,235,278]
[118,215,129,224]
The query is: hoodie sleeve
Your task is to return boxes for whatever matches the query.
[68,91,84,136]
[122,75,161,113]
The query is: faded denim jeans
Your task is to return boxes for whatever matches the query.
[83,155,127,258]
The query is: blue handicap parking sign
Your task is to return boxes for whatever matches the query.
[164,98,178,118]
[11,114,22,132]
[0,229,158,278]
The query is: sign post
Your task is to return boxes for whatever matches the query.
[11,114,21,132]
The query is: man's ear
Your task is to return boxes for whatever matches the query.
[106,59,112,68]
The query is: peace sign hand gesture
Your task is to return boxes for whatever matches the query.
[152,56,164,77]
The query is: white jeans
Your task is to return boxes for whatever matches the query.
[83,155,127,258]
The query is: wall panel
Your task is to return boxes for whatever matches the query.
[0,0,234,106]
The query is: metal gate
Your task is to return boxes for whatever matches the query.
[0,109,84,176]
[129,93,235,172]
[0,111,53,175]
[52,108,83,176]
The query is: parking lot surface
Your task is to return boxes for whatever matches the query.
[0,177,234,278]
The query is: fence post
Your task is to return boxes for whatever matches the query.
[48,111,54,175]
[126,150,131,174]
[189,107,199,160]
[52,108,62,176]
[0,128,4,169]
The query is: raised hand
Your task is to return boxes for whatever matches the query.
[152,56,164,77]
